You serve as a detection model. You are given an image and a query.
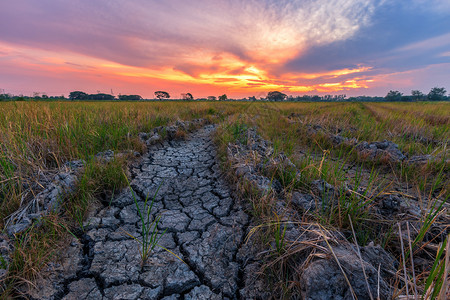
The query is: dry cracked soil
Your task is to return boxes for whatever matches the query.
[29,125,259,300]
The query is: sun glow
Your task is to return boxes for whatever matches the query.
[0,41,375,96]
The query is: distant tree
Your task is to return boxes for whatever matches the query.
[0,93,11,101]
[249,96,257,101]
[42,94,49,99]
[118,94,143,101]
[311,95,321,101]
[155,91,170,100]
[69,91,88,100]
[207,96,217,101]
[87,93,115,100]
[400,95,413,102]
[427,87,446,101]
[385,90,403,101]
[182,93,194,100]
[411,90,425,101]
[267,91,287,101]
[218,94,227,101]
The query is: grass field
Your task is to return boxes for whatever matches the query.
[0,101,448,298]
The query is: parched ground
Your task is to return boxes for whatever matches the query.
[29,125,256,300]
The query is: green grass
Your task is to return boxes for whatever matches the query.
[64,158,128,231]
[422,234,449,299]
[124,179,165,264]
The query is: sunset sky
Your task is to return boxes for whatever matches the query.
[1,0,449,98]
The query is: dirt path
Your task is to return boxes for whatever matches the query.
[30,125,253,299]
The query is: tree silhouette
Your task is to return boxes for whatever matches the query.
[155,91,170,100]
[218,94,228,101]
[87,93,115,100]
[267,91,287,101]
[411,90,425,101]
[119,95,143,100]
[427,87,446,101]
[69,91,88,100]
[182,93,194,100]
[385,90,403,101]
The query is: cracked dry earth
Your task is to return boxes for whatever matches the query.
[30,125,256,300]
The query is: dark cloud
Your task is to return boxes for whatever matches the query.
[282,2,450,74]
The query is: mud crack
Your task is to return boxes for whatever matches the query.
[27,125,259,300]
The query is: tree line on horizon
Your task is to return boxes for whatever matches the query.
[384,87,447,101]
[0,87,447,102]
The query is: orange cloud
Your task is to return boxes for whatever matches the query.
[0,41,377,97]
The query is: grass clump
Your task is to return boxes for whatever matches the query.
[122,178,184,265]
[422,234,449,299]
[1,215,67,296]
[0,155,22,227]
[231,121,249,145]
[124,181,165,264]
[64,158,128,230]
